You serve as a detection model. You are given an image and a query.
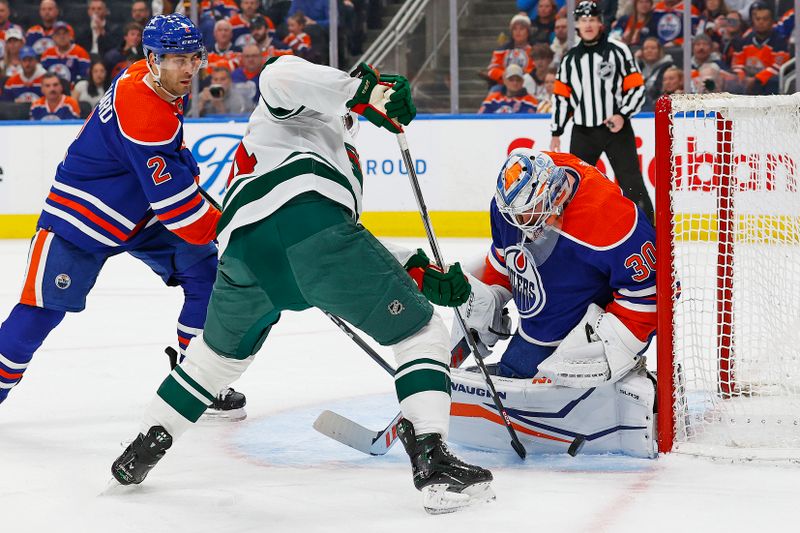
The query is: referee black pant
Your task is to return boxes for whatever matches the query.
[569,120,655,223]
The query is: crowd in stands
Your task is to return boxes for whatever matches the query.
[0,0,383,120]
[479,0,798,114]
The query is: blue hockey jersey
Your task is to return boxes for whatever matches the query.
[37,60,220,252]
[483,152,657,347]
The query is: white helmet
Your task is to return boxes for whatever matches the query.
[495,149,572,239]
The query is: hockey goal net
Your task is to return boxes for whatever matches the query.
[655,93,800,461]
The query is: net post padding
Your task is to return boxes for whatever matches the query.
[655,94,676,454]
[715,114,734,399]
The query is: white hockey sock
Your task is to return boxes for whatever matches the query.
[140,337,255,438]
[392,312,452,438]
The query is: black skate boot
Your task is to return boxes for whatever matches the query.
[397,418,495,514]
[111,426,173,485]
[204,387,247,421]
[165,347,247,422]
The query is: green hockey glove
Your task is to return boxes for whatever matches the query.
[405,249,471,307]
[346,63,416,134]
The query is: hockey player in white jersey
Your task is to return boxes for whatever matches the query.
[111,56,494,514]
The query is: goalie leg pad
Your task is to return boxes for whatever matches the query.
[392,312,451,438]
[448,367,656,458]
[142,337,255,438]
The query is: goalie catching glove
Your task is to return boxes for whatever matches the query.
[405,249,470,307]
[346,63,416,134]
[537,304,647,388]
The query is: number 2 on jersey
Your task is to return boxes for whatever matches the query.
[147,156,172,185]
[624,241,656,282]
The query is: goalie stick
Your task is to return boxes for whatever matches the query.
[316,313,587,457]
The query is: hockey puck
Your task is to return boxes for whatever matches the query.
[568,436,586,457]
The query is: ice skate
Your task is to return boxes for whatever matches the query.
[111,426,173,485]
[203,387,247,421]
[397,418,495,514]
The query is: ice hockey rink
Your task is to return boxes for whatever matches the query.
[0,237,797,533]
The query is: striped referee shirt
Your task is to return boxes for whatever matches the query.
[551,35,645,136]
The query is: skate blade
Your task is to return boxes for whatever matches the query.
[422,482,496,515]
[200,407,247,423]
[98,477,138,497]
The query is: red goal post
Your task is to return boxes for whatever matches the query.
[655,93,800,460]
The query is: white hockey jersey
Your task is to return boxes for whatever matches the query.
[216,55,365,253]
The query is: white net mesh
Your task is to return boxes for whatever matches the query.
[666,93,800,460]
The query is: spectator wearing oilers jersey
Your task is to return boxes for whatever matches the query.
[479,64,539,114]
[0,0,23,60]
[207,19,241,73]
[775,8,794,40]
[284,11,313,56]
[731,3,789,95]
[29,72,79,120]
[550,1,654,222]
[230,0,275,50]
[484,14,535,86]
[0,14,246,415]
[231,43,264,106]
[646,0,700,46]
[40,21,90,84]
[2,46,46,102]
[201,0,241,20]
[26,0,74,56]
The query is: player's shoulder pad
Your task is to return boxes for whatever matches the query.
[113,60,181,146]
[555,161,638,250]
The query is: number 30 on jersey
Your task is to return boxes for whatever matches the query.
[624,241,656,282]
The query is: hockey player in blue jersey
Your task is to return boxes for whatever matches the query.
[0,14,245,417]
[446,149,659,457]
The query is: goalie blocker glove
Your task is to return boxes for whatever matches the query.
[397,418,495,514]
[405,249,471,307]
[346,63,416,134]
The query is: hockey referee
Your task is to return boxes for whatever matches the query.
[549,1,654,222]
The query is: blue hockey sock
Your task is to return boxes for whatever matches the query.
[0,304,66,403]
[174,256,214,362]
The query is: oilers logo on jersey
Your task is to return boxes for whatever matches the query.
[504,245,546,319]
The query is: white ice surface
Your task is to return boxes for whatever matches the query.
[0,238,796,533]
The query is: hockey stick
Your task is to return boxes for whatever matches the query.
[316,314,586,457]
[395,131,527,460]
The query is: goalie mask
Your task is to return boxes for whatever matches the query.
[495,150,572,240]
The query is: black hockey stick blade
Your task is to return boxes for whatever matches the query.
[165,346,178,370]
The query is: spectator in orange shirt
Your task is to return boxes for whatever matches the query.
[284,11,313,56]
[30,71,79,120]
[484,14,535,86]
[479,64,539,114]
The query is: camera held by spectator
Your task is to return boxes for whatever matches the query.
[209,84,226,98]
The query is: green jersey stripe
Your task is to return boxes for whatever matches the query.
[218,158,357,234]
[396,357,450,374]
[395,368,452,402]
[156,375,210,423]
